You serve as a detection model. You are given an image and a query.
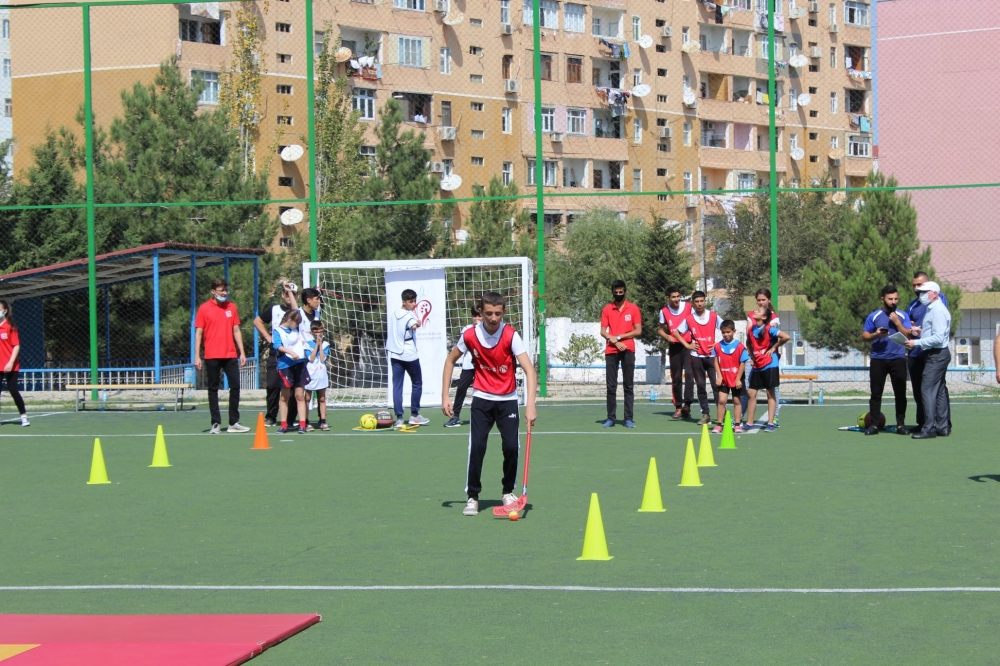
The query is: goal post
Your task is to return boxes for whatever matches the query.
[302,257,534,408]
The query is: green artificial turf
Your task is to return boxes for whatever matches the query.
[1,401,999,664]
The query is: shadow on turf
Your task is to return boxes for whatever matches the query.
[968,475,1000,483]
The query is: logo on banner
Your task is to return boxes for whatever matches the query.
[415,300,432,327]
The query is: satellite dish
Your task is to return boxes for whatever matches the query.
[455,229,470,245]
[831,191,847,205]
[790,147,805,161]
[682,90,697,107]
[280,144,304,162]
[334,46,353,63]
[789,54,809,68]
[440,174,463,191]
[829,147,845,160]
[630,84,651,98]
[681,41,701,54]
[797,93,812,107]
[280,208,304,226]
[443,11,464,25]
[637,35,654,49]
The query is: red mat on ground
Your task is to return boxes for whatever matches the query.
[0,614,320,665]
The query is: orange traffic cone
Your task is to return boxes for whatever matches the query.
[252,412,271,450]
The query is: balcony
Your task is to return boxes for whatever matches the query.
[696,96,786,126]
[699,147,786,172]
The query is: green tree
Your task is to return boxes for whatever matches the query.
[446,177,528,259]
[632,215,695,346]
[796,172,961,353]
[984,277,1000,292]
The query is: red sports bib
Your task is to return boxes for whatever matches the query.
[463,324,518,396]
[714,341,747,387]
[687,311,719,355]
[661,303,692,343]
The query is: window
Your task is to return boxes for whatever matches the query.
[830,46,837,69]
[472,156,485,166]
[682,75,691,91]
[502,54,513,79]
[633,68,642,87]
[276,84,292,95]
[276,115,293,125]
[567,108,586,134]
[682,27,690,43]
[471,102,484,111]
[278,176,294,187]
[359,145,377,169]
[685,220,694,245]
[809,110,818,117]
[394,0,425,10]
[656,44,666,53]
[848,135,870,157]
[683,122,691,146]
[399,37,425,67]
[565,4,585,32]
[809,155,819,162]
[440,101,452,126]
[632,16,641,41]
[502,107,512,133]
[275,22,291,33]
[440,47,452,74]
[3,98,10,118]
[790,133,798,150]
[500,0,510,23]
[541,107,555,133]
[633,117,642,143]
[657,94,668,103]
[830,135,839,149]
[633,168,642,192]
[683,171,692,192]
[657,68,667,77]
[829,3,836,25]
[469,46,483,55]
[279,237,295,248]
[314,31,326,57]
[809,64,818,73]
[657,142,669,152]
[397,92,432,122]
[2,59,9,78]
[809,87,818,94]
[592,17,601,36]
[539,53,553,80]
[192,70,219,103]
[526,159,557,186]
[790,178,800,188]
[830,92,838,114]
[443,159,454,175]
[524,0,558,27]
[353,88,376,120]
[845,1,869,26]
[848,89,866,113]
[502,162,513,186]
[567,56,583,83]
[789,88,797,111]
[277,53,292,63]
[179,18,221,44]
[737,172,755,192]
[1,19,8,38]
[809,132,818,140]
[471,130,484,139]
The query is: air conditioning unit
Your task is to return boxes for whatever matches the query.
[659,127,672,139]
[501,23,514,35]
[661,25,673,38]
[684,195,700,208]
[829,23,840,32]
[808,0,819,11]
[429,161,445,173]
[809,46,823,58]
[789,8,806,19]
[504,79,519,94]
[438,126,457,141]
[704,121,715,130]
[433,0,448,11]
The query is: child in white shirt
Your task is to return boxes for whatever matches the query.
[304,320,331,431]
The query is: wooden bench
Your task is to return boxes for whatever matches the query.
[779,374,820,405]
[65,384,194,412]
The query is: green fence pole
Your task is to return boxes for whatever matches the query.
[83,5,98,395]
[531,0,546,397]
[767,2,779,304]
[305,0,318,262]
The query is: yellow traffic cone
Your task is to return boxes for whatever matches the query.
[697,422,717,467]
[719,411,737,449]
[577,493,614,560]
[87,438,111,485]
[638,457,666,512]
[150,425,171,468]
[678,438,703,487]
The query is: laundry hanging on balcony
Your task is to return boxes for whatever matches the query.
[848,68,872,80]
[756,12,784,31]
[597,38,630,60]
[596,87,632,117]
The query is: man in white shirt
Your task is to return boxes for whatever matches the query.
[386,289,429,428]
[905,281,951,439]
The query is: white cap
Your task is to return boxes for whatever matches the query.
[916,281,940,293]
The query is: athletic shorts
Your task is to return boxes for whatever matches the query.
[718,384,745,397]
[278,364,310,389]
[749,367,780,391]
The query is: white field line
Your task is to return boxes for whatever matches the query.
[0,584,998,594]
[0,431,705,438]
[0,411,66,424]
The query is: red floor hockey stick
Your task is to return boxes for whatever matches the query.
[492,422,532,517]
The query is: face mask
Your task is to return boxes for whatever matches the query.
[215,294,227,303]
[918,293,930,305]
[613,293,625,303]
[0,310,5,318]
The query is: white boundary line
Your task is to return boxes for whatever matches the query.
[0,584,998,594]
[0,411,66,424]
[0,430,705,438]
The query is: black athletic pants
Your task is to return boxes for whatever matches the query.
[869,357,908,426]
[205,358,240,427]
[265,353,297,423]
[668,343,694,409]
[908,352,950,430]
[919,347,951,435]
[465,397,520,499]
[452,369,475,418]
[605,350,635,421]
[1,371,27,415]
[690,355,719,415]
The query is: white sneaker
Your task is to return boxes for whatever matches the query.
[209,423,221,434]
[393,418,405,430]
[227,423,250,433]
[462,498,479,516]
[20,416,29,427]
[408,414,430,426]
[502,493,518,506]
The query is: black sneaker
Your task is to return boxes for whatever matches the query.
[444,416,462,428]
[896,425,910,436]
[865,426,879,436]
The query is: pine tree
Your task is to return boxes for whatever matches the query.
[448,177,527,259]
[633,216,695,346]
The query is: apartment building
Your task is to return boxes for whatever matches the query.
[10,0,873,259]
[0,0,11,167]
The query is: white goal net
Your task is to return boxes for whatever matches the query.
[302,258,534,408]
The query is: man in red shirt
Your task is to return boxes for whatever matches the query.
[0,299,29,426]
[600,280,642,428]
[194,278,249,434]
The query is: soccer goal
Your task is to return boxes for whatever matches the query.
[302,257,534,408]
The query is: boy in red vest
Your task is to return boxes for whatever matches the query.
[673,291,721,425]
[712,320,749,433]
[657,285,694,420]
[441,292,537,517]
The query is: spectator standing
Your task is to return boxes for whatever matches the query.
[906,281,951,439]
[194,278,249,434]
[387,289,430,428]
[600,280,642,428]
[253,281,299,426]
[673,291,721,425]
[657,286,694,420]
[444,305,482,428]
[906,271,950,431]
[860,285,912,435]
[0,300,28,426]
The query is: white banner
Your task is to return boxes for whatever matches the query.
[384,267,448,409]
